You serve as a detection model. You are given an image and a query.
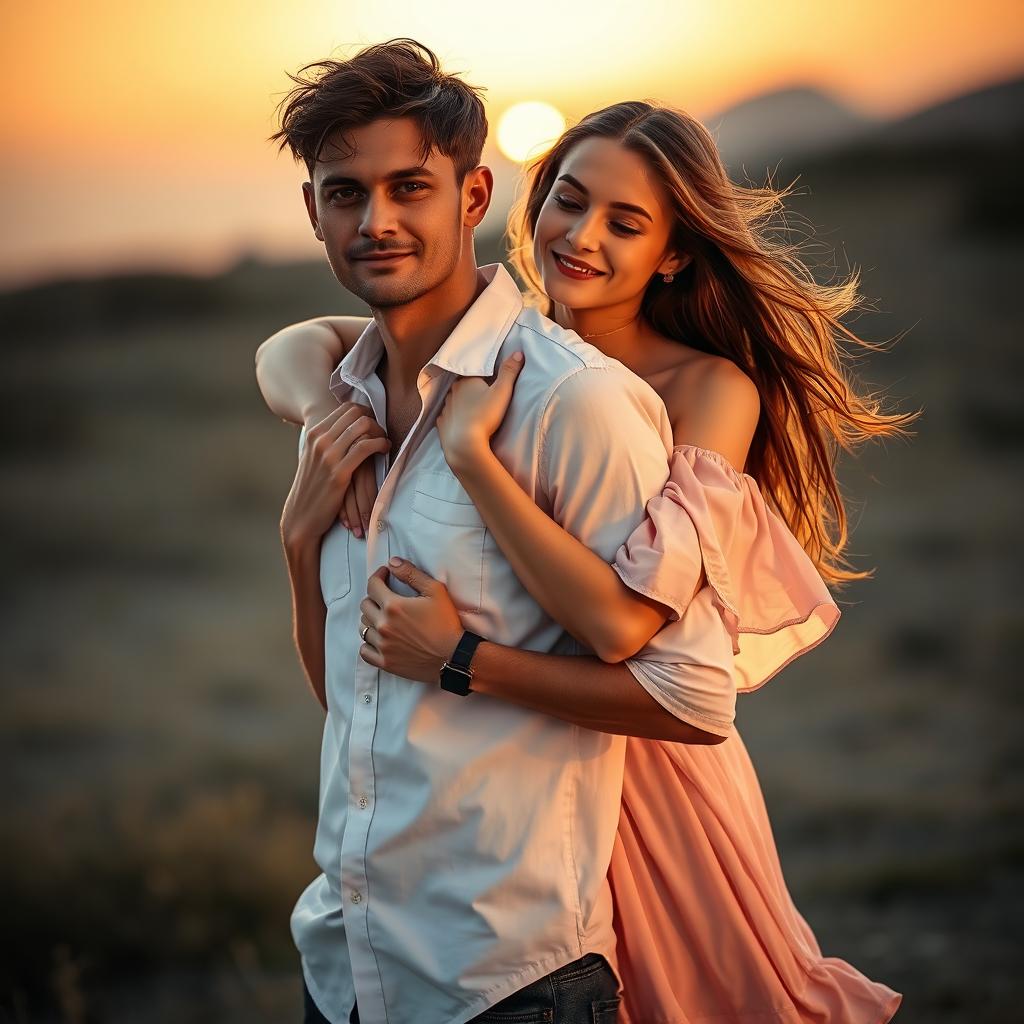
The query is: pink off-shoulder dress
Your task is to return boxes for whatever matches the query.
[605,444,903,1024]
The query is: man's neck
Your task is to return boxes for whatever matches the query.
[373,260,485,395]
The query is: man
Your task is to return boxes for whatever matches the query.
[266,38,729,1024]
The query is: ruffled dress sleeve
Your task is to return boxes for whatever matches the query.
[612,444,841,694]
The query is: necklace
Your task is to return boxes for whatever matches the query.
[580,317,638,340]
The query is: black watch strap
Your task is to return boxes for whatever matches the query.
[439,631,485,695]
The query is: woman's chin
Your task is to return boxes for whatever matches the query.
[540,276,607,312]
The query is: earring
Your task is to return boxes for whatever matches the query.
[662,272,675,283]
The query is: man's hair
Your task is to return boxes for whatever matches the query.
[269,38,488,183]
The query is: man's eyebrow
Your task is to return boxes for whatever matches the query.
[319,166,437,191]
[556,173,653,223]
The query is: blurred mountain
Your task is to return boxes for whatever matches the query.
[873,75,1024,145]
[707,73,1023,175]
[705,86,878,174]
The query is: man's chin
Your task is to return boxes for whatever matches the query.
[355,283,426,309]
[342,269,434,310]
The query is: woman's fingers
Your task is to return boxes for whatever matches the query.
[342,486,362,536]
[354,460,379,536]
[339,436,392,480]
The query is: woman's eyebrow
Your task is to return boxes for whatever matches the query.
[556,174,653,223]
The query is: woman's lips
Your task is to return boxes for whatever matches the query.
[550,251,605,280]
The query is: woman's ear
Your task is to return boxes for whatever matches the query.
[659,251,692,276]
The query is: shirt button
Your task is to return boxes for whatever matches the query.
[376,518,386,532]
[362,693,372,703]
[351,890,362,904]
[357,796,368,808]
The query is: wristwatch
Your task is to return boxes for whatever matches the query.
[439,631,485,696]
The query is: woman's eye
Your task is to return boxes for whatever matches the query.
[552,195,580,211]
[612,223,641,236]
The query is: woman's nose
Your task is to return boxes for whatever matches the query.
[565,215,600,253]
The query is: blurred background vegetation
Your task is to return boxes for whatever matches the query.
[1,17,1022,1024]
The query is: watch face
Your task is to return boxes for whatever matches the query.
[440,664,473,695]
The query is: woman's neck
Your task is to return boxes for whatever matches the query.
[552,300,654,378]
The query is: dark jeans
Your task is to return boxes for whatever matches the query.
[302,951,621,1023]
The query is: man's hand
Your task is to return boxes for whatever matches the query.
[358,560,465,684]
[282,404,390,551]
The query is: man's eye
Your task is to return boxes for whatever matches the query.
[398,182,427,194]
[329,189,358,202]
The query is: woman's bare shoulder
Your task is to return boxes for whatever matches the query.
[665,355,760,469]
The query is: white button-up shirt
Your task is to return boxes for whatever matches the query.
[291,263,716,1024]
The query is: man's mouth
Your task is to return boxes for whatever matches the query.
[551,251,605,278]
[352,251,416,264]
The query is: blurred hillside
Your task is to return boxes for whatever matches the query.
[1,76,1022,1023]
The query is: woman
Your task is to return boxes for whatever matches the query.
[257,101,912,1022]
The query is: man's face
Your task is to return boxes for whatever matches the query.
[303,117,468,309]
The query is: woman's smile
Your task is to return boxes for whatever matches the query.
[550,249,607,280]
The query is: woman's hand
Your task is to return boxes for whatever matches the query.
[305,400,384,540]
[437,351,524,474]
[282,404,391,551]
[358,559,467,684]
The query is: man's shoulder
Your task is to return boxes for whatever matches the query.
[504,307,650,399]
[507,307,612,372]
[498,310,670,460]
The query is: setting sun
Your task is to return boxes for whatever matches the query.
[496,101,566,163]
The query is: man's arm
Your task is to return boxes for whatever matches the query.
[465,641,728,742]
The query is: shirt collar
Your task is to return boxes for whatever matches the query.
[329,263,524,399]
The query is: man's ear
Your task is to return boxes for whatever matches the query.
[302,181,324,242]
[463,165,493,230]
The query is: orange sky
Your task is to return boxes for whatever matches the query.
[1,0,1021,290]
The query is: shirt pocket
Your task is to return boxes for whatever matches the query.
[410,470,486,613]
[319,520,352,605]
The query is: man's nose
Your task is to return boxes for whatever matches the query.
[358,195,398,239]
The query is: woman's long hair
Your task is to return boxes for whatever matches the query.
[507,101,921,587]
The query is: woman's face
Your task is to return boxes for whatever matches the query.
[532,136,683,312]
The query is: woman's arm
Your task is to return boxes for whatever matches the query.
[445,358,760,664]
[450,450,685,664]
[362,559,728,744]
[282,530,329,712]
[254,315,370,426]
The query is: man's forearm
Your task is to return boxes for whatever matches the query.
[467,641,724,744]
[282,532,328,713]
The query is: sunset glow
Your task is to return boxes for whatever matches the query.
[0,0,1021,288]
[496,103,566,163]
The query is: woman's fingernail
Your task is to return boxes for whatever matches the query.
[512,351,524,362]
[354,526,363,538]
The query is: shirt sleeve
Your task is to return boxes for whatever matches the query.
[538,364,674,565]
[537,365,737,738]
[540,364,733,733]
